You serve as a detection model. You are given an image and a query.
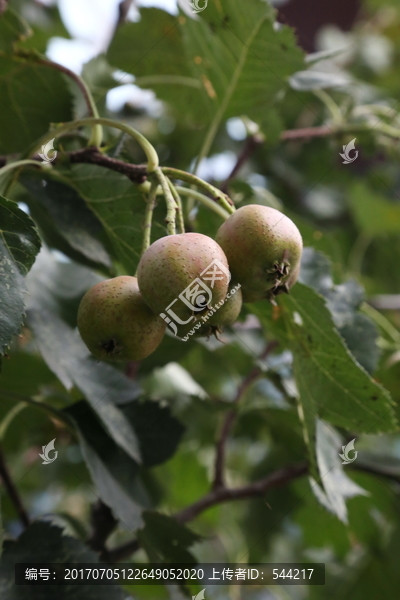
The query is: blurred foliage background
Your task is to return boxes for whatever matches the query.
[1,0,400,598]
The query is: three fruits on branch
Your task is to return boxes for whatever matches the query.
[78,203,303,362]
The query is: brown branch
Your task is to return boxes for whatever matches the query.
[221,126,337,191]
[105,455,400,562]
[116,0,133,28]
[368,295,400,311]
[0,444,30,528]
[67,147,147,183]
[105,461,307,563]
[176,462,308,523]
[1,147,147,184]
[0,0,8,15]
[213,341,278,489]
[351,461,400,485]
[221,133,264,192]
[87,500,118,554]
[280,126,333,140]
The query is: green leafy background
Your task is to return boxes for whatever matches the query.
[1,0,400,598]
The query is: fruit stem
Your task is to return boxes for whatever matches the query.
[154,167,177,235]
[141,178,158,255]
[313,89,343,126]
[0,159,46,178]
[175,186,231,220]
[161,167,235,215]
[29,117,159,174]
[167,179,185,233]
[362,303,400,346]
[0,402,27,441]
[137,181,231,220]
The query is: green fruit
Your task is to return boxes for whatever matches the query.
[180,285,243,340]
[204,284,243,330]
[137,233,230,338]
[77,276,166,362]
[215,205,303,302]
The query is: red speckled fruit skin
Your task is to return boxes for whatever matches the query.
[137,233,230,333]
[77,276,166,361]
[215,205,303,302]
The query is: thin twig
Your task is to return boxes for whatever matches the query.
[368,295,400,311]
[87,500,118,554]
[33,58,96,118]
[280,126,334,140]
[67,147,147,183]
[176,462,308,523]
[0,444,30,528]
[116,0,133,28]
[105,461,307,562]
[213,341,278,489]
[0,0,8,15]
[351,461,400,485]
[221,134,264,192]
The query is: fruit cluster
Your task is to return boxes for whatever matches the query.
[77,205,303,362]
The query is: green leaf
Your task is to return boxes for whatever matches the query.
[108,1,304,138]
[0,55,73,154]
[181,0,304,136]
[328,521,400,599]
[348,181,400,235]
[252,280,397,475]
[311,419,368,523]
[137,511,200,563]
[282,283,397,471]
[64,398,184,530]
[66,404,145,532]
[0,7,31,53]
[81,55,119,97]
[17,4,71,56]
[299,248,380,373]
[21,172,112,268]
[0,195,41,354]
[0,522,126,599]
[121,400,185,467]
[26,309,142,464]
[50,164,166,274]
[107,8,201,124]
[26,247,103,322]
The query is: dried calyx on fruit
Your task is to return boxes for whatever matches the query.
[77,276,166,361]
[215,204,303,302]
[137,232,230,339]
